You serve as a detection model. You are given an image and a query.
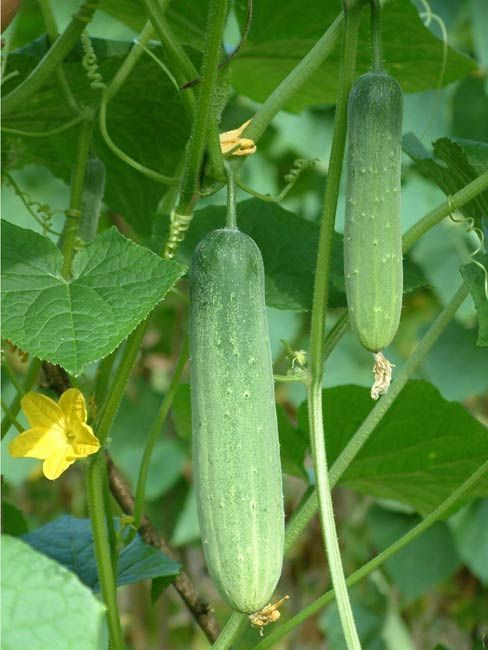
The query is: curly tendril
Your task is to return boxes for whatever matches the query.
[81,31,106,90]
[448,201,488,299]
[5,173,63,236]
[164,210,193,260]
[236,157,318,204]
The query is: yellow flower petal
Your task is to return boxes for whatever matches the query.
[42,448,75,480]
[70,422,100,458]
[21,392,64,429]
[9,426,67,460]
[59,388,88,428]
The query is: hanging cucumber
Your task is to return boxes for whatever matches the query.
[344,1,404,399]
[189,227,284,614]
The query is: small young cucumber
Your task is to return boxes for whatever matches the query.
[190,228,284,614]
[344,72,404,352]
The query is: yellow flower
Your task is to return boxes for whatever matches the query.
[9,388,100,480]
[219,119,256,157]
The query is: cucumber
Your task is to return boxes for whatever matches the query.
[344,72,404,352]
[79,156,105,243]
[190,228,284,614]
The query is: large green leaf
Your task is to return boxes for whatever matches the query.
[232,0,476,112]
[1,535,107,650]
[169,199,426,311]
[403,134,488,228]
[367,506,461,601]
[1,221,186,374]
[449,499,488,585]
[2,37,190,236]
[461,255,488,347]
[296,381,488,514]
[23,516,181,591]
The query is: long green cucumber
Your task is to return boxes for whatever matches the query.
[190,228,284,614]
[344,72,404,352]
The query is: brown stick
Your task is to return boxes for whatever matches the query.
[42,362,220,643]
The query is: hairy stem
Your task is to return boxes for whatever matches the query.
[370,0,384,73]
[254,455,488,648]
[175,0,228,217]
[3,0,100,116]
[307,3,363,647]
[86,454,125,650]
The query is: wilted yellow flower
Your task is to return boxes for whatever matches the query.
[219,119,256,157]
[9,388,100,480]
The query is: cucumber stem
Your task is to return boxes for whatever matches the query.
[370,0,384,73]
[254,452,488,648]
[308,3,364,648]
[224,161,238,229]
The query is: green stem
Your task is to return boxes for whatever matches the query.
[1,358,41,440]
[2,0,100,116]
[101,458,119,574]
[211,611,248,650]
[307,3,363,648]
[38,0,81,114]
[175,0,229,217]
[224,161,237,228]
[1,400,24,433]
[244,14,343,144]
[323,311,350,361]
[2,113,86,138]
[95,321,147,446]
[370,0,384,73]
[61,117,95,279]
[402,170,488,253]
[3,360,25,396]
[131,339,189,534]
[288,282,470,558]
[86,454,125,650]
[254,456,488,649]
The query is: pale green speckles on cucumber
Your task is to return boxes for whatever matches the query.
[190,228,284,614]
[344,71,404,353]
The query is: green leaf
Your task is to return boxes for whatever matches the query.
[461,255,488,346]
[1,501,28,536]
[367,505,461,601]
[3,37,190,236]
[297,381,488,514]
[1,221,186,375]
[100,0,208,50]
[110,383,187,500]
[232,0,476,112]
[449,499,488,585]
[403,134,488,228]
[170,199,426,311]
[23,516,181,591]
[171,488,200,548]
[320,596,386,650]
[151,574,177,605]
[2,535,107,650]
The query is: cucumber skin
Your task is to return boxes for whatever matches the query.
[190,229,284,614]
[344,72,404,352]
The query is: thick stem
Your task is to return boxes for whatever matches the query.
[224,161,237,229]
[402,170,488,252]
[175,0,229,216]
[2,0,100,116]
[86,455,125,650]
[61,117,95,279]
[370,0,384,73]
[211,612,247,650]
[254,455,488,649]
[1,358,42,440]
[307,4,363,648]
